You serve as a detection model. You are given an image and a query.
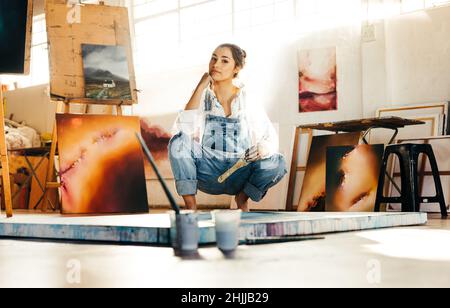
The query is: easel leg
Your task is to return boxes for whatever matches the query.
[42,102,67,212]
[0,84,13,217]
[286,127,301,211]
[116,105,123,116]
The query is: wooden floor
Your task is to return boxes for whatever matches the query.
[0,214,448,288]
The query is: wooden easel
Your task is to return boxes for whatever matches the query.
[40,1,137,212]
[0,82,13,217]
[0,0,33,218]
[40,99,123,212]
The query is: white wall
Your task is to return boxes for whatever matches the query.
[362,4,450,116]
[4,84,55,134]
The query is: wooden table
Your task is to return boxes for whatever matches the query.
[8,146,55,211]
[299,116,425,144]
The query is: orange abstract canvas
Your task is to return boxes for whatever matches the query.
[56,114,148,215]
[326,144,384,212]
[297,133,360,212]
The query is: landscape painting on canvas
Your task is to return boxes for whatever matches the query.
[82,44,132,100]
[56,114,148,215]
[298,47,337,113]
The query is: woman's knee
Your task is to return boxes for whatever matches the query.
[273,154,288,178]
[258,154,287,175]
[168,132,192,160]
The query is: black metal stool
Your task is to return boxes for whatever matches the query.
[374,143,448,218]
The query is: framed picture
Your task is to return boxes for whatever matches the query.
[373,102,449,142]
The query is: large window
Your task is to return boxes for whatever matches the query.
[401,0,450,13]
[3,0,450,87]
[132,0,296,74]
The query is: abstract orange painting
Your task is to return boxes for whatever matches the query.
[297,133,360,212]
[56,114,148,215]
[326,144,384,212]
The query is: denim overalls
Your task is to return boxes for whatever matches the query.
[168,98,287,202]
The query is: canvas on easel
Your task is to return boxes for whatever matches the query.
[0,0,33,217]
[42,1,144,213]
[45,0,137,105]
[81,44,132,100]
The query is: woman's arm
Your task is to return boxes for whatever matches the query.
[185,73,212,111]
[172,73,211,137]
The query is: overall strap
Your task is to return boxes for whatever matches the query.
[204,91,213,112]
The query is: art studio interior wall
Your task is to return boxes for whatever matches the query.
[3,0,449,209]
[362,2,450,117]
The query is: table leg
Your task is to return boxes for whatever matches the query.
[24,155,56,210]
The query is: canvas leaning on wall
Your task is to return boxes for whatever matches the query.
[56,114,149,215]
[140,118,174,180]
[297,133,360,212]
[326,144,384,212]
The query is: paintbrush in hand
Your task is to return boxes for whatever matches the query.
[218,146,261,184]
[218,156,250,184]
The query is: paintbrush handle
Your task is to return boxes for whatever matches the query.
[218,158,249,184]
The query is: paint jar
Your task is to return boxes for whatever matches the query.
[212,210,242,252]
[169,210,199,252]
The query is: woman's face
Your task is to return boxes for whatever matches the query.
[209,47,240,82]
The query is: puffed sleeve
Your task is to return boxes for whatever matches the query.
[243,90,279,156]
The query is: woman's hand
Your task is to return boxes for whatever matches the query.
[197,73,212,91]
[185,73,212,111]
[245,143,271,162]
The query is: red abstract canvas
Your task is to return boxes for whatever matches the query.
[298,47,337,113]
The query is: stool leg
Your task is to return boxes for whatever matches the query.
[424,147,448,218]
[374,150,390,212]
[398,149,417,212]
[411,151,421,212]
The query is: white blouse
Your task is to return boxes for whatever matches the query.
[173,84,279,155]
